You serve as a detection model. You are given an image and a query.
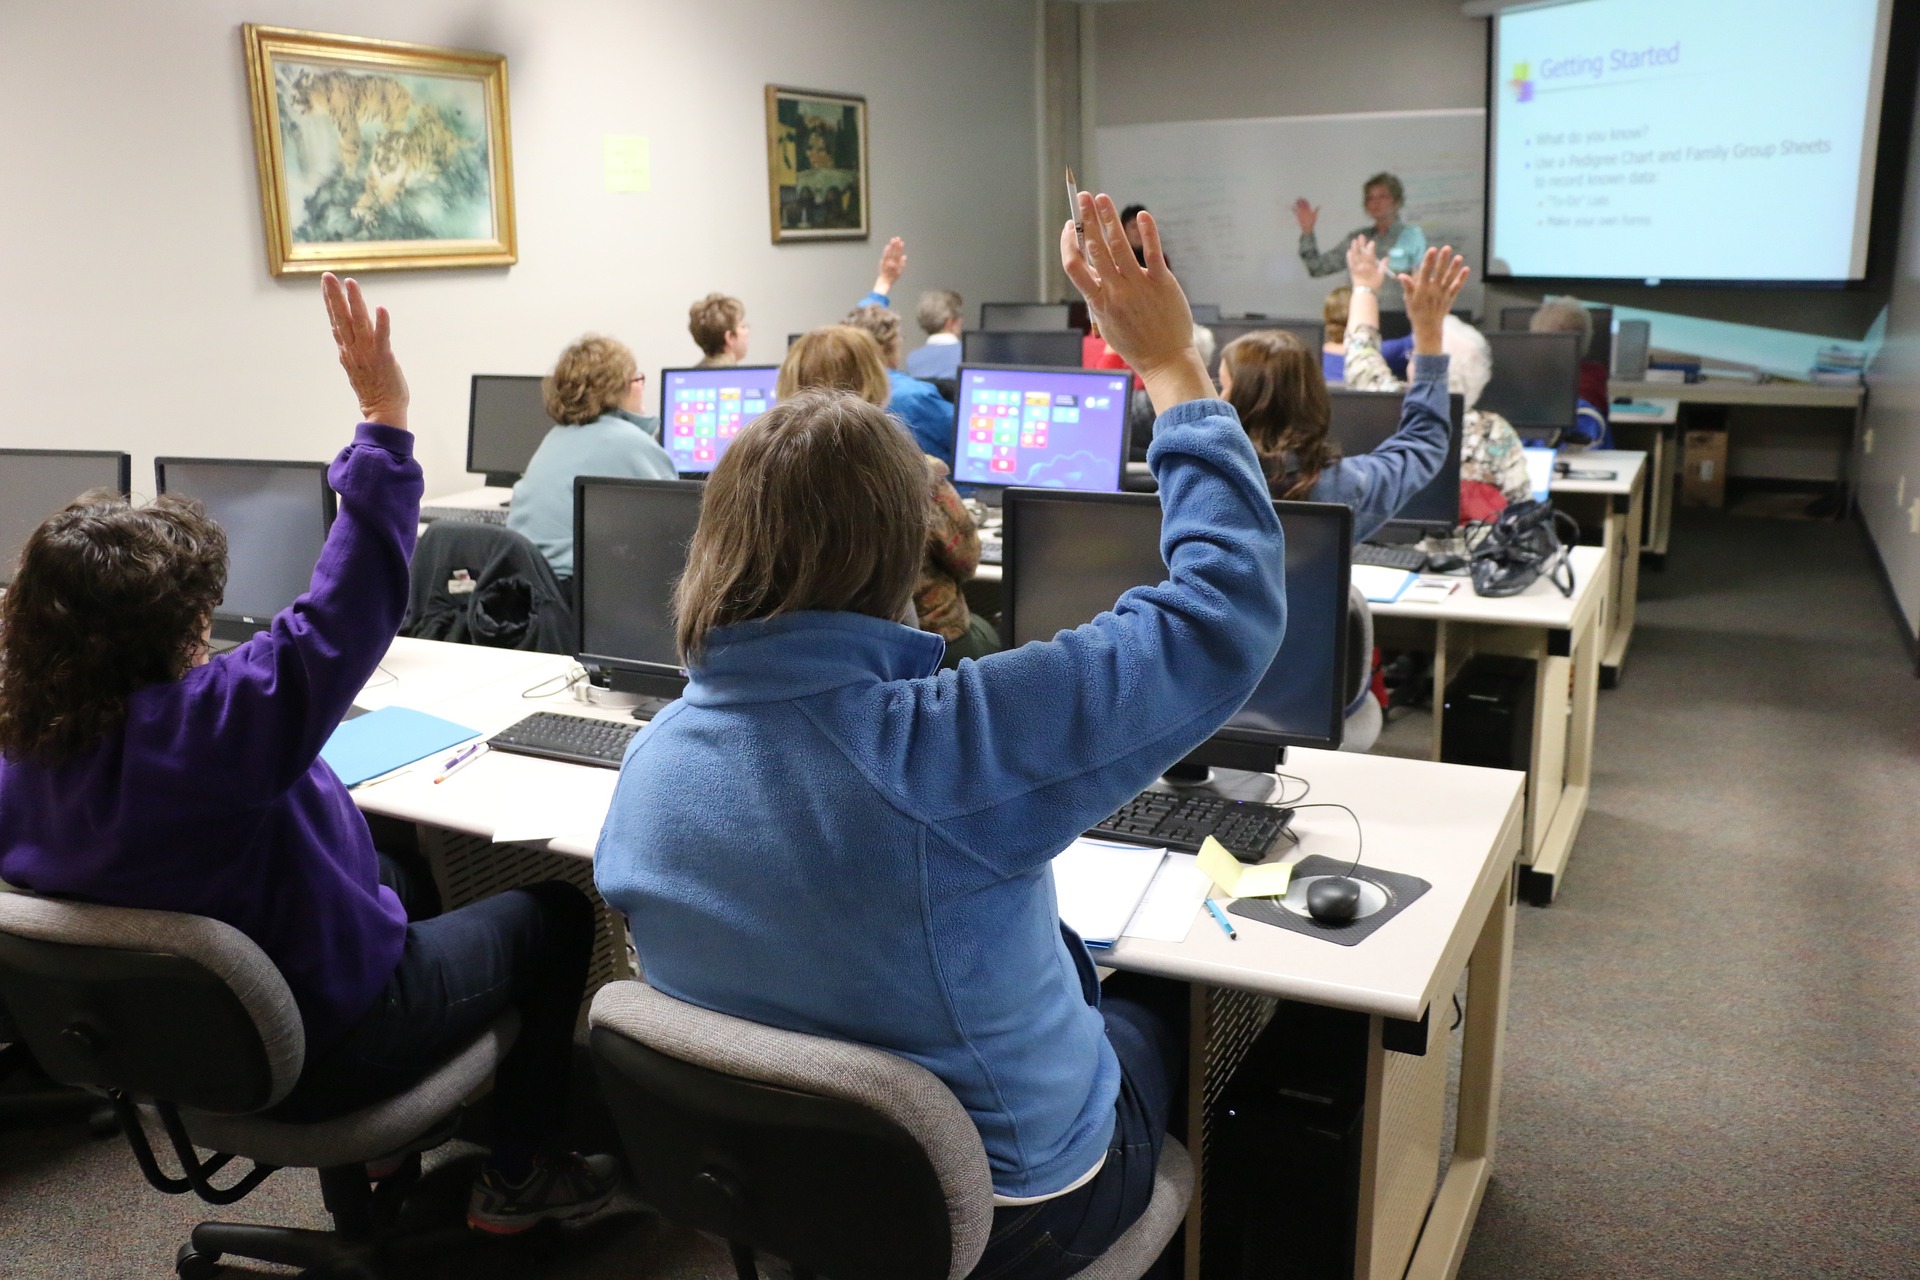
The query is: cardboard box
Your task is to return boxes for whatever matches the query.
[1681,429,1728,507]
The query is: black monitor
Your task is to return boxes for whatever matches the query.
[572,476,705,718]
[658,366,780,476]
[1205,319,1325,378]
[1479,332,1582,436]
[1377,308,1477,341]
[466,374,551,487]
[1325,389,1465,539]
[979,302,1073,332]
[0,449,133,588]
[154,457,336,643]
[1189,303,1223,324]
[952,365,1133,497]
[1003,490,1351,784]
[961,330,1085,368]
[1498,304,1613,373]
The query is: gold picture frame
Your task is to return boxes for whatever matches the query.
[765,86,869,243]
[242,24,517,276]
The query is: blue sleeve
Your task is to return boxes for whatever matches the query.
[856,290,890,309]
[1381,335,1415,380]
[889,374,958,467]
[830,400,1288,875]
[1312,354,1451,543]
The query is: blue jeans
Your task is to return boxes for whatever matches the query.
[968,976,1188,1280]
[271,880,593,1172]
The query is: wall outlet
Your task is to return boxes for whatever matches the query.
[1864,427,1875,454]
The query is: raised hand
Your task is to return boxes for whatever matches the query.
[1398,247,1471,357]
[1291,198,1319,234]
[872,235,907,296]
[321,272,409,431]
[1346,235,1388,292]
[1060,192,1211,413]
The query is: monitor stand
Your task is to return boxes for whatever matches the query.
[627,696,677,722]
[1154,758,1278,804]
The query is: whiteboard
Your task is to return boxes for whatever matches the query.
[1093,109,1487,320]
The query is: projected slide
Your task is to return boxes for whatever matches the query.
[1488,0,1892,282]
[953,368,1132,491]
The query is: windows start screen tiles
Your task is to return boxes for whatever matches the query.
[954,368,1131,492]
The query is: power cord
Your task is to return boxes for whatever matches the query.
[522,666,587,699]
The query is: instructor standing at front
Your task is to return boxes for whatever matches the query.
[1293,172,1428,302]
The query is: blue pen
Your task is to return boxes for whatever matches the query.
[1204,898,1238,941]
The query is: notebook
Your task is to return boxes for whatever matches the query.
[1051,838,1211,947]
[319,707,481,788]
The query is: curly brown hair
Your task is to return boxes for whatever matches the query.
[0,493,228,766]
[688,294,746,356]
[542,335,637,426]
[842,303,904,368]
[1220,330,1340,499]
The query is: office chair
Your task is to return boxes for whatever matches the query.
[589,979,1192,1280]
[0,997,117,1134]
[404,519,575,654]
[0,891,518,1280]
[1341,582,1382,753]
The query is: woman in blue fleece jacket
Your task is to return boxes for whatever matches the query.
[595,196,1283,1279]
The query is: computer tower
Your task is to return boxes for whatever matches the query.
[1440,655,1535,771]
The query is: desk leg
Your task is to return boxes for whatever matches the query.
[1602,476,1644,686]
[1519,600,1600,904]
[1622,423,1675,566]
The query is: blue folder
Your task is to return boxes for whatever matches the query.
[320,707,482,788]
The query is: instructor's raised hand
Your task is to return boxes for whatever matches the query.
[1060,192,1212,413]
[1399,247,1471,357]
[321,272,409,432]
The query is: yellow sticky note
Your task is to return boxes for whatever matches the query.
[1197,836,1294,899]
[604,135,650,193]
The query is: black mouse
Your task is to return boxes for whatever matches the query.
[1424,552,1468,574]
[1305,876,1363,924]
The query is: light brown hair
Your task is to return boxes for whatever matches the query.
[1363,171,1405,206]
[1220,330,1339,499]
[543,334,636,426]
[843,304,904,369]
[689,293,746,356]
[1529,296,1594,358]
[0,493,228,765]
[778,326,893,405]
[1322,285,1352,345]
[673,391,929,660]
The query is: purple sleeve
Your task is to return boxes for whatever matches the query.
[184,423,422,797]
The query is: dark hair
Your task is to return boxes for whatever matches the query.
[1220,331,1339,499]
[0,493,228,766]
[1363,172,1405,206]
[673,391,929,660]
[1119,203,1148,224]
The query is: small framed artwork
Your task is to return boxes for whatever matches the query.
[765,86,869,243]
[242,24,517,276]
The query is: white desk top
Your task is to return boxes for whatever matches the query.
[424,485,512,510]
[1609,379,1862,408]
[1550,449,1645,497]
[1372,544,1605,628]
[351,639,1524,1020]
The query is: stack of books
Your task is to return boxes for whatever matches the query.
[1810,344,1867,387]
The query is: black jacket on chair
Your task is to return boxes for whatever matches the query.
[403,520,575,654]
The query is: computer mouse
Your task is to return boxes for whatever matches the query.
[1424,552,1468,575]
[1305,876,1363,924]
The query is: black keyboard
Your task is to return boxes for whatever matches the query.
[420,505,508,526]
[1352,542,1427,571]
[488,712,638,768]
[979,539,1003,566]
[1089,792,1294,863]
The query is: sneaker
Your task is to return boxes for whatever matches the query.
[466,1153,619,1235]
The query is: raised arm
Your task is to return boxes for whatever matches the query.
[859,235,908,307]
[1296,202,1350,277]
[1342,238,1402,391]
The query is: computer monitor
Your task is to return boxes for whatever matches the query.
[1612,319,1651,380]
[153,457,336,643]
[0,449,132,588]
[1324,389,1466,539]
[1205,319,1326,378]
[952,366,1132,496]
[572,476,705,717]
[1189,303,1223,324]
[1003,490,1351,781]
[979,302,1073,332]
[467,374,551,486]
[1523,446,1557,503]
[658,366,780,476]
[1479,332,1581,438]
[1497,304,1614,373]
[1377,308,1477,341]
[961,330,1085,368]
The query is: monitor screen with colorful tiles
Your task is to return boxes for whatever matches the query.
[659,366,781,475]
[951,366,1132,492]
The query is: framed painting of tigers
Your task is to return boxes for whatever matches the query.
[242,25,517,276]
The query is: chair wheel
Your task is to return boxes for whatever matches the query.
[175,1244,222,1279]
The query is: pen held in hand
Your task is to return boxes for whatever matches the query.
[1066,168,1086,257]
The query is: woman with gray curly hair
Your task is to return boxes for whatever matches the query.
[507,333,676,581]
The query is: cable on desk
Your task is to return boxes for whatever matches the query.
[363,664,397,690]
[522,666,587,699]
[1287,802,1364,878]
[1272,772,1311,805]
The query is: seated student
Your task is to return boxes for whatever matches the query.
[843,302,959,466]
[688,292,751,368]
[508,334,675,582]
[1529,297,1613,447]
[1320,284,1412,383]
[907,288,965,380]
[780,326,998,667]
[0,275,616,1234]
[1220,245,1466,542]
[1343,242,1530,517]
[595,195,1284,1280]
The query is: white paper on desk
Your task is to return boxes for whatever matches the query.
[1121,852,1211,943]
[1351,565,1417,603]
[1051,839,1166,946]
[489,759,619,845]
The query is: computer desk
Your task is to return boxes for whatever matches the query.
[421,484,512,511]
[349,638,1523,1280]
[1372,544,1605,905]
[1550,450,1646,687]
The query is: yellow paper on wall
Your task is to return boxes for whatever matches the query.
[604,135,651,193]
[1196,836,1294,899]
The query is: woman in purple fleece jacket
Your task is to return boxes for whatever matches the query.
[0,276,614,1235]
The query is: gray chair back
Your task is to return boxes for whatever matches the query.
[0,893,303,1114]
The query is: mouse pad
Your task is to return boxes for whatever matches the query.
[1227,856,1432,946]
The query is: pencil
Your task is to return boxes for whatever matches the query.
[1066,167,1086,257]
